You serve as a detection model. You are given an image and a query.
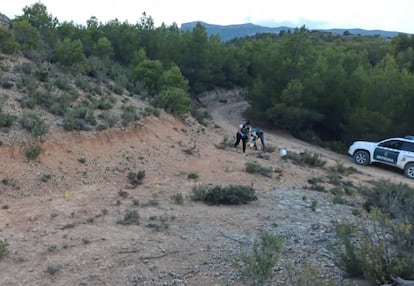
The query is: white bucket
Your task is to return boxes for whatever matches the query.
[280,148,287,157]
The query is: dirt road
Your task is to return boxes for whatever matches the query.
[201,91,414,186]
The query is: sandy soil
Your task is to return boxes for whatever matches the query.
[0,89,413,286]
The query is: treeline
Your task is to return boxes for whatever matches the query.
[1,3,414,148]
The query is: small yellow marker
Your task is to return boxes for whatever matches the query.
[63,191,69,198]
[154,184,160,189]
[264,186,270,192]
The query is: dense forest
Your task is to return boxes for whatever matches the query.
[1,3,414,149]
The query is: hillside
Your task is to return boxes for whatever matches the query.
[1,69,414,285]
[180,21,402,41]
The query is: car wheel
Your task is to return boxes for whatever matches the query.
[353,150,370,166]
[404,163,414,179]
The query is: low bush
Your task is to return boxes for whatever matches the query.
[264,143,276,153]
[234,232,283,285]
[0,111,15,128]
[0,239,9,259]
[330,160,358,176]
[333,181,414,284]
[245,161,273,177]
[215,136,233,149]
[187,172,199,179]
[25,144,42,161]
[94,94,116,110]
[121,105,139,126]
[285,262,336,286]
[191,184,257,205]
[127,170,145,187]
[117,210,140,225]
[63,105,96,131]
[285,150,327,167]
[20,111,48,137]
[98,111,118,128]
[171,193,184,205]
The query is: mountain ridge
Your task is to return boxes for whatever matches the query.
[181,21,404,41]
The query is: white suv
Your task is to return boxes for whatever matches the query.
[348,136,414,179]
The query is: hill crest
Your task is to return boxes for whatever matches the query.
[181,21,403,41]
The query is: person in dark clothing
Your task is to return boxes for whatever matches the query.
[250,128,265,152]
[233,120,251,154]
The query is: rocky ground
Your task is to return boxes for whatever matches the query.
[0,88,413,286]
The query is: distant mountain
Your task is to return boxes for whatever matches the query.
[181,21,403,41]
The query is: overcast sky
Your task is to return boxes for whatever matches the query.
[2,0,413,34]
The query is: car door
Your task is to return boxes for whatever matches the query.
[399,141,414,167]
[373,139,402,165]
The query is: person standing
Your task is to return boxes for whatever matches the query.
[234,120,251,154]
[250,128,266,152]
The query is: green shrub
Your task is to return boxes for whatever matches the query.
[25,144,42,160]
[99,111,118,128]
[127,170,145,187]
[264,143,276,153]
[48,93,74,116]
[285,150,327,167]
[152,108,161,117]
[63,105,96,131]
[16,74,38,93]
[215,136,233,149]
[54,75,72,91]
[94,94,116,110]
[46,264,60,275]
[234,232,283,286]
[117,210,140,225]
[310,199,318,211]
[171,193,184,205]
[154,87,191,116]
[330,160,358,176]
[41,174,51,182]
[191,184,257,205]
[121,105,139,126]
[0,239,9,259]
[190,185,208,201]
[96,124,107,131]
[0,111,15,128]
[187,173,199,179]
[362,180,414,223]
[285,262,336,286]
[1,77,14,89]
[333,207,414,284]
[245,161,273,177]
[20,111,48,137]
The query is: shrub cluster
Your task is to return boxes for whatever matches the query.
[24,144,42,160]
[117,210,140,225]
[191,184,257,205]
[234,232,283,285]
[127,170,145,187]
[284,150,327,167]
[245,161,273,177]
[20,111,48,137]
[334,180,414,284]
[0,110,15,128]
[0,239,8,259]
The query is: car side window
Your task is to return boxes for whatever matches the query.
[378,140,402,150]
[401,142,414,152]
